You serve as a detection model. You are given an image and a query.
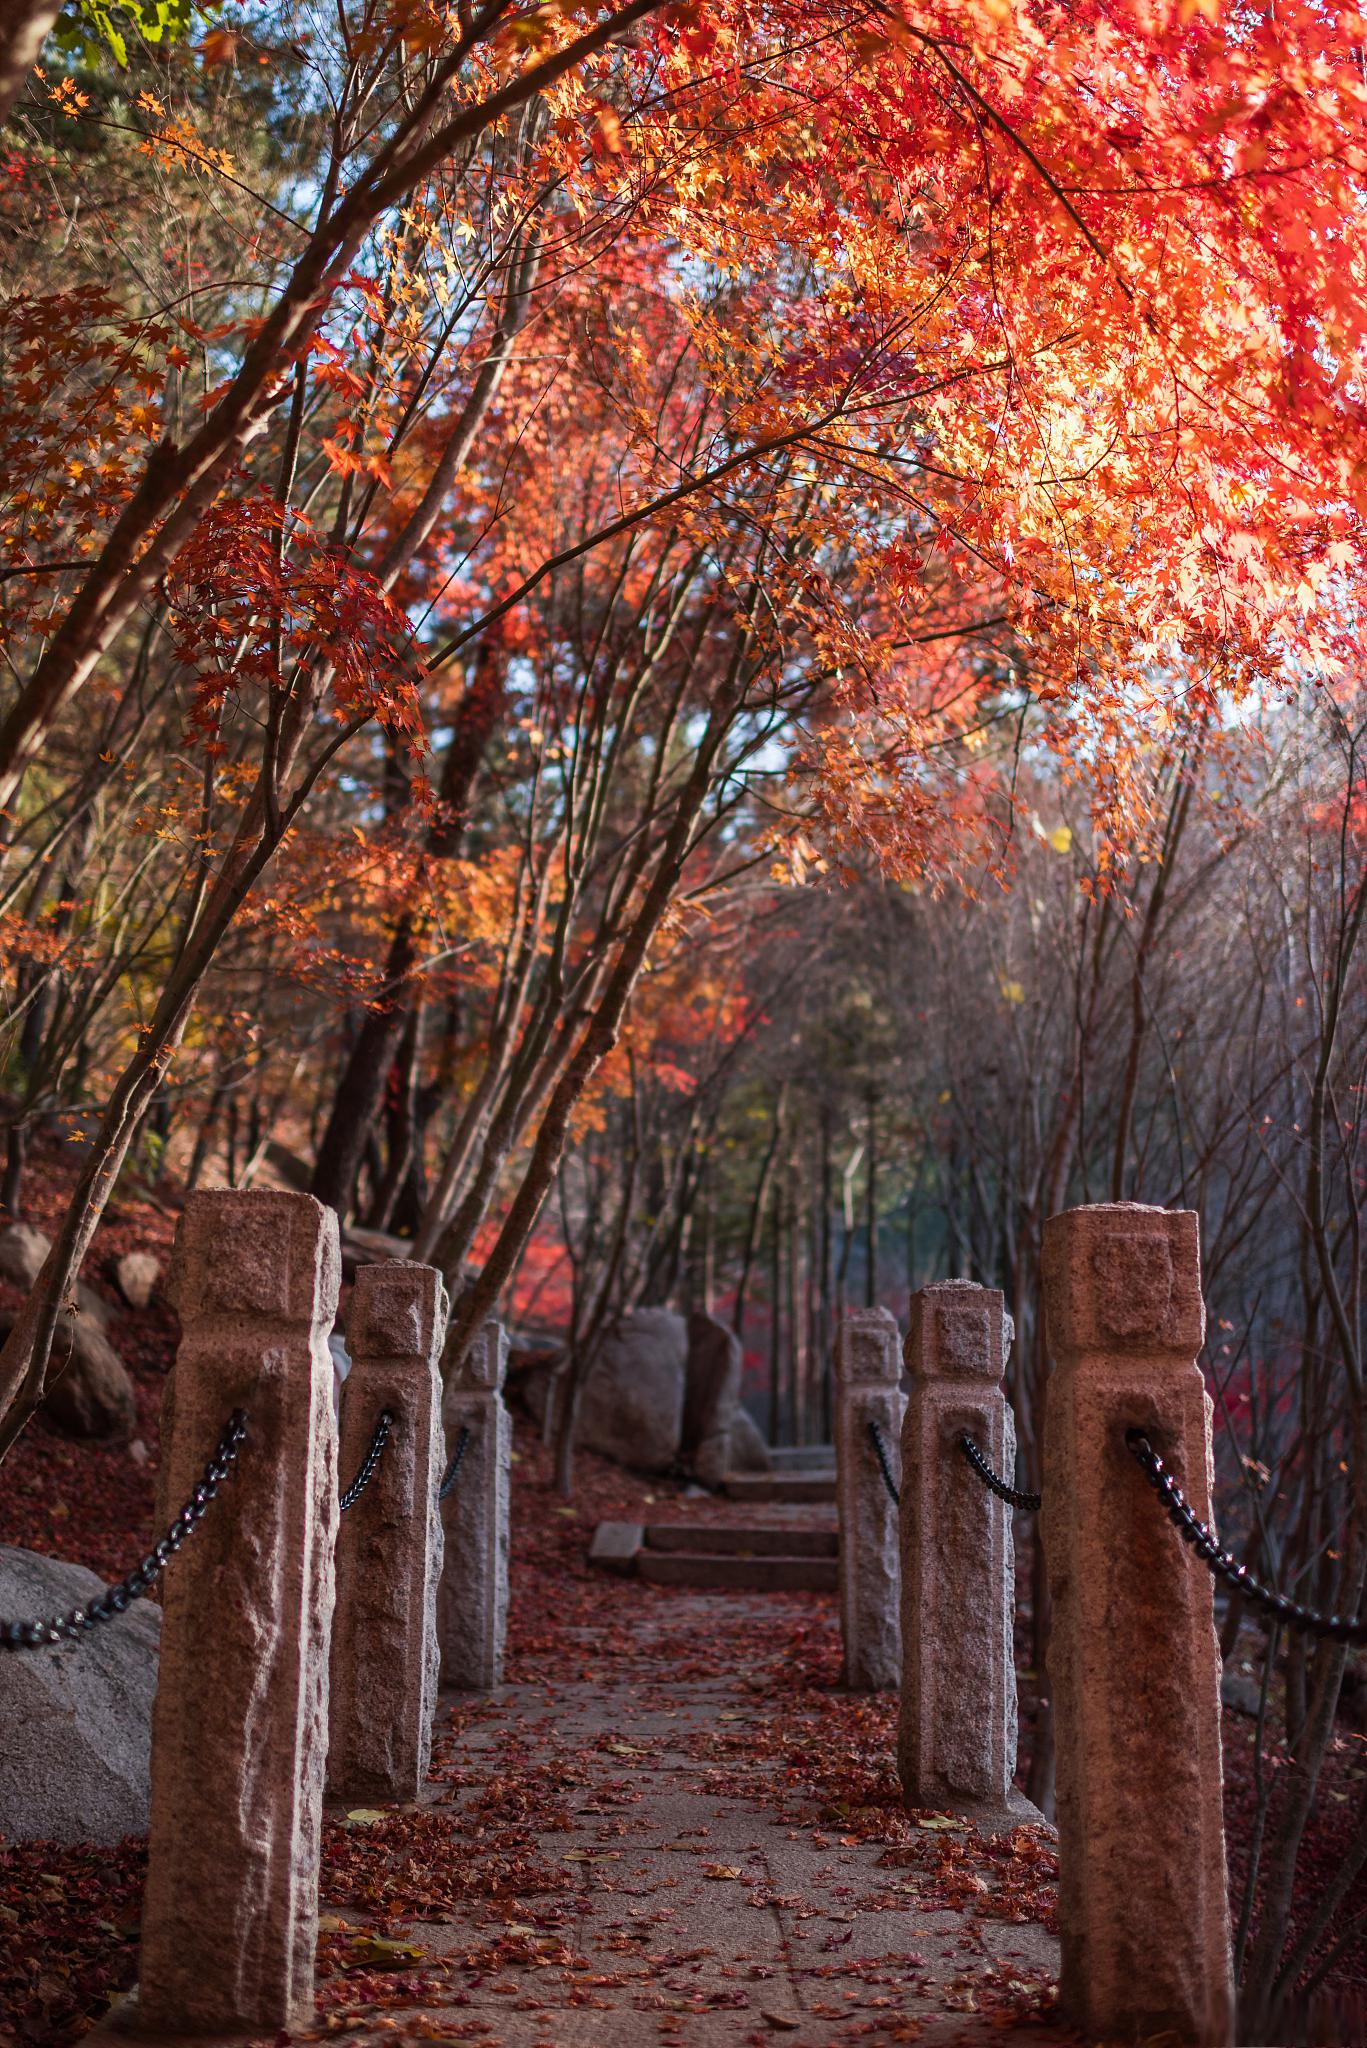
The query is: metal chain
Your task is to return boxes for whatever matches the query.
[867,1418,901,1506]
[438,1424,471,1502]
[958,1433,1042,1512]
[1,1409,249,1651]
[1126,1430,1367,1645]
[338,1409,395,1514]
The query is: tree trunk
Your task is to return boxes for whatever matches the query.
[865,1086,879,1307]
[768,1179,784,1445]
[0,1,60,128]
[311,921,417,1218]
[733,1086,785,1336]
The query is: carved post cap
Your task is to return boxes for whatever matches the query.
[456,1318,509,1393]
[348,1260,448,1359]
[834,1306,901,1386]
[168,1188,341,1326]
[906,1280,1008,1383]
[1043,1202,1204,1358]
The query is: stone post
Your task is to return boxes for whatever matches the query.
[834,1308,903,1690]
[438,1318,510,1691]
[898,1280,1028,1821]
[1041,1202,1233,2047]
[138,1190,340,2037]
[328,1261,448,1804]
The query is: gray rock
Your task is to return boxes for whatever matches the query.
[45,1315,137,1440]
[576,1308,688,1472]
[340,1224,412,1280]
[1220,1670,1264,1720]
[0,1543,159,1844]
[0,1221,105,1323]
[0,1303,138,1442]
[682,1312,742,1488]
[115,1250,161,1310]
[727,1406,771,1473]
[0,1221,49,1291]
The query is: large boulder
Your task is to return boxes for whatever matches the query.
[575,1308,688,1472]
[728,1406,772,1473]
[0,1224,138,1440]
[115,1250,161,1310]
[681,1312,743,1488]
[0,1221,49,1293]
[42,1315,138,1440]
[0,1219,107,1329]
[0,1301,138,1443]
[0,1544,159,1844]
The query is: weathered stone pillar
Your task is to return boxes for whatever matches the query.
[834,1308,903,1690]
[328,1261,448,1804]
[1041,1202,1233,2046]
[438,1318,510,1691]
[139,1190,340,2037]
[898,1280,1027,1820]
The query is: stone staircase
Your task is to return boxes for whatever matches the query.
[589,1516,838,1592]
[721,1443,837,1504]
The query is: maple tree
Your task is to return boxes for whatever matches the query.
[1,0,1365,1425]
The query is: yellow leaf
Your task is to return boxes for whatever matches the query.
[999,979,1025,1005]
[702,1863,743,1879]
[345,1935,424,1969]
[345,1808,388,1825]
[1048,825,1073,854]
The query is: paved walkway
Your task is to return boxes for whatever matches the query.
[320,1592,1065,2048]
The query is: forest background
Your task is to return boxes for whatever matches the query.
[3,0,1367,2035]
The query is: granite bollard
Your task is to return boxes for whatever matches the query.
[438,1318,510,1691]
[1041,1202,1233,2046]
[328,1260,448,1804]
[898,1280,1031,1822]
[137,1190,340,2037]
[834,1308,903,1690]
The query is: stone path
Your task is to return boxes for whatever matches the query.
[323,1591,1066,2048]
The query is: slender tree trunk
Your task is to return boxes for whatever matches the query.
[439,680,745,1380]
[0,2,60,127]
[768,1177,784,1446]
[552,1376,581,1497]
[733,1086,786,1336]
[787,1171,805,1444]
[865,1086,879,1307]
[184,1079,227,1194]
[2,1125,27,1219]
[311,920,417,1218]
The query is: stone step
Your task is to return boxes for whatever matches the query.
[644,1523,838,1558]
[588,1519,841,1591]
[767,1445,837,1470]
[722,1471,837,1504]
[588,1521,644,1575]
[637,1550,838,1593]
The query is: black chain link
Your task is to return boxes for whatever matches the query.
[1126,1430,1367,1645]
[867,1418,901,1506]
[438,1424,471,1502]
[338,1409,395,1514]
[958,1433,1042,1511]
[1,1409,249,1651]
